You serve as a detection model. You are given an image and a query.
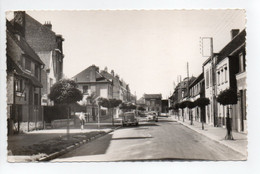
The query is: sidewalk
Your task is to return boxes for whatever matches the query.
[170,115,247,158]
[8,124,118,162]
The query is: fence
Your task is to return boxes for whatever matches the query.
[7,104,43,134]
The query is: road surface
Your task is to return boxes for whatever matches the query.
[52,117,244,161]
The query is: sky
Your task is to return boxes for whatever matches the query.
[21,10,246,99]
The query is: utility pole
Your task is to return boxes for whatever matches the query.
[201,37,216,126]
[210,38,217,127]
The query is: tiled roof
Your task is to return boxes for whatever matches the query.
[7,56,43,87]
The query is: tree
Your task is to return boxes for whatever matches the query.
[49,79,83,139]
[87,92,97,121]
[194,97,210,130]
[179,101,187,122]
[186,101,195,125]
[119,102,136,112]
[137,106,146,111]
[217,88,237,140]
[99,98,122,126]
[173,103,180,120]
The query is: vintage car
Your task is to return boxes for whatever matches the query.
[122,112,139,126]
[146,112,158,122]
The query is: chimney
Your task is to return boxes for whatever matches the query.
[230,29,240,40]
[111,70,114,76]
[44,21,52,30]
[115,74,119,79]
[13,11,25,37]
[104,66,108,72]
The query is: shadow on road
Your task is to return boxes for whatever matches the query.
[58,134,113,158]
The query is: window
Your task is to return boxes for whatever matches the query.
[206,70,209,88]
[83,86,89,94]
[239,53,245,72]
[224,66,228,82]
[221,68,224,84]
[15,79,23,92]
[50,78,53,88]
[209,68,212,86]
[25,58,31,71]
[217,71,220,85]
[34,64,39,78]
[34,93,39,105]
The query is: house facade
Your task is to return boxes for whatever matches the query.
[202,55,218,126]
[12,11,65,106]
[188,73,205,122]
[6,20,44,134]
[100,68,131,102]
[73,65,113,119]
[143,94,162,114]
[215,29,246,132]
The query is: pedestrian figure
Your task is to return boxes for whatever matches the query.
[79,112,86,130]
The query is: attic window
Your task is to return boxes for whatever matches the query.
[25,58,31,72]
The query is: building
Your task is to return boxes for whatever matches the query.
[6,20,45,134]
[188,73,205,122]
[161,99,169,113]
[72,65,113,119]
[215,29,246,132]
[100,68,131,102]
[169,76,196,119]
[12,11,65,106]
[143,94,162,114]
[202,53,218,126]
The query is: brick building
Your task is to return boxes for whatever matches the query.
[12,11,65,106]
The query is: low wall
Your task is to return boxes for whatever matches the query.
[14,121,44,133]
[51,119,75,129]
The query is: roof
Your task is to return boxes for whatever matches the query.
[143,94,162,99]
[217,29,246,64]
[7,56,43,87]
[6,20,44,65]
[189,73,204,88]
[73,65,111,84]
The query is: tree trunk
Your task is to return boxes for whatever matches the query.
[225,105,233,140]
[67,105,70,140]
[112,108,114,126]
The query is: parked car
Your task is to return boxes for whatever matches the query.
[122,112,139,126]
[146,112,158,122]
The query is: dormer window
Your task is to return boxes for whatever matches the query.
[25,58,31,72]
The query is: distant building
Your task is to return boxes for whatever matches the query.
[12,11,65,106]
[100,68,131,102]
[143,94,162,113]
[6,20,44,134]
[161,99,169,113]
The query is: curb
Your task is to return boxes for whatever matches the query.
[175,119,247,158]
[37,126,121,162]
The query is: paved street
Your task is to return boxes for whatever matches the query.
[52,117,244,162]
